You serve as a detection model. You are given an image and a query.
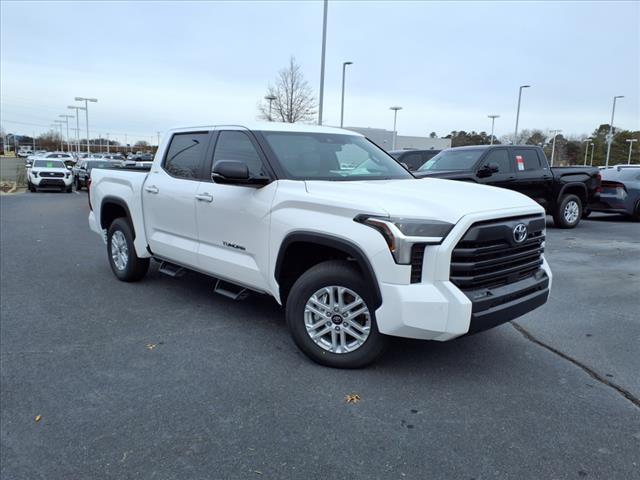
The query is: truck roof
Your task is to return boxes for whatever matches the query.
[446,144,540,150]
[166,122,361,136]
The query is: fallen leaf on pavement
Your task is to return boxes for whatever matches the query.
[145,344,157,350]
[345,394,361,404]
[34,415,42,422]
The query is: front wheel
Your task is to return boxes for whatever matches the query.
[285,260,388,368]
[553,194,582,229]
[107,218,149,282]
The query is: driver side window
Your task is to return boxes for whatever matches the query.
[483,149,510,173]
[213,131,265,177]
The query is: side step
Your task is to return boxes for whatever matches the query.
[214,279,250,301]
[158,261,187,278]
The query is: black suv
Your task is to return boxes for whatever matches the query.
[413,145,601,228]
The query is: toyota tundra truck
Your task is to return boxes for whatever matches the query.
[88,123,552,368]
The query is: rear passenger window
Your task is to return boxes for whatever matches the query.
[513,149,540,171]
[213,131,265,177]
[483,149,510,173]
[401,152,423,170]
[163,132,209,179]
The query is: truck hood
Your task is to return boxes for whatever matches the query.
[413,169,473,180]
[304,178,542,223]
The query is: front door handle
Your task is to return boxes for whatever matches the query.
[195,193,214,203]
[144,185,159,194]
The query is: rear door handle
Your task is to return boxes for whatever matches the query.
[195,193,213,203]
[144,185,159,194]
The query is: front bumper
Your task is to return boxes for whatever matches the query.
[373,208,552,341]
[31,176,73,187]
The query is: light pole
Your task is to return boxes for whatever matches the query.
[340,61,353,128]
[626,138,638,165]
[317,0,328,125]
[488,115,500,145]
[549,129,562,166]
[514,84,530,144]
[605,95,624,168]
[583,138,592,166]
[75,96,98,153]
[67,105,85,154]
[264,95,276,121]
[390,106,403,150]
[590,142,595,166]
[52,122,64,151]
[59,114,73,152]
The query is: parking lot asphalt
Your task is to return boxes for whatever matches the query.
[1,192,639,480]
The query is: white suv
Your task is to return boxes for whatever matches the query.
[88,123,552,367]
[28,158,73,193]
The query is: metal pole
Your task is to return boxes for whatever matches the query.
[317,0,328,126]
[340,61,353,128]
[627,139,637,164]
[84,99,90,153]
[488,115,499,145]
[514,85,530,144]
[590,143,595,166]
[390,106,402,149]
[583,138,591,166]
[605,95,624,168]
[550,130,561,166]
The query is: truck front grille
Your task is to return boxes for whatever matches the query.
[40,172,65,177]
[410,244,426,283]
[450,215,545,290]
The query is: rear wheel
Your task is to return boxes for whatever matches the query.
[285,260,387,368]
[632,201,640,222]
[107,218,149,282]
[553,194,582,229]
[75,178,82,191]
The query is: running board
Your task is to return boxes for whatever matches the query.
[158,261,186,278]
[214,279,249,301]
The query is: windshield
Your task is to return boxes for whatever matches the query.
[33,160,66,168]
[603,168,640,181]
[261,132,411,180]
[418,149,484,171]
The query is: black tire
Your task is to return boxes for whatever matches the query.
[553,194,582,229]
[285,260,388,368]
[29,184,36,192]
[582,209,591,219]
[66,185,72,193]
[75,178,82,191]
[107,218,149,282]
[632,201,640,222]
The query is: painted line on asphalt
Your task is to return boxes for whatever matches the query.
[511,321,640,409]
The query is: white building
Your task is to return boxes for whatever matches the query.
[343,127,451,151]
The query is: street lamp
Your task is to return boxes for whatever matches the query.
[583,137,592,166]
[75,96,98,153]
[626,138,638,165]
[549,129,562,166]
[52,122,64,151]
[68,105,85,154]
[340,61,353,128]
[590,142,595,166]
[488,115,500,145]
[514,85,530,144]
[59,114,74,152]
[264,95,277,121]
[605,95,624,168]
[317,0,328,125]
[390,106,403,150]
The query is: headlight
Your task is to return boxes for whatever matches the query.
[355,215,453,264]
[32,171,38,177]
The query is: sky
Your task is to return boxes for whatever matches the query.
[1,0,639,145]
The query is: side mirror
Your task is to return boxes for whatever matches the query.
[478,162,500,177]
[25,162,32,168]
[212,160,269,186]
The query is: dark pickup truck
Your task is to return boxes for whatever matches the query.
[413,145,601,228]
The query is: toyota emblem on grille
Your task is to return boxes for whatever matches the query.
[513,223,528,243]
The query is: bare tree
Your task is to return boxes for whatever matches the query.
[258,57,317,123]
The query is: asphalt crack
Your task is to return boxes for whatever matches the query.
[511,321,640,409]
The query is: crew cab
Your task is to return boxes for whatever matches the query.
[88,123,552,368]
[413,145,601,228]
[28,158,73,192]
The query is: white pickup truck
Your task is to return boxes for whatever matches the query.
[89,123,552,368]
